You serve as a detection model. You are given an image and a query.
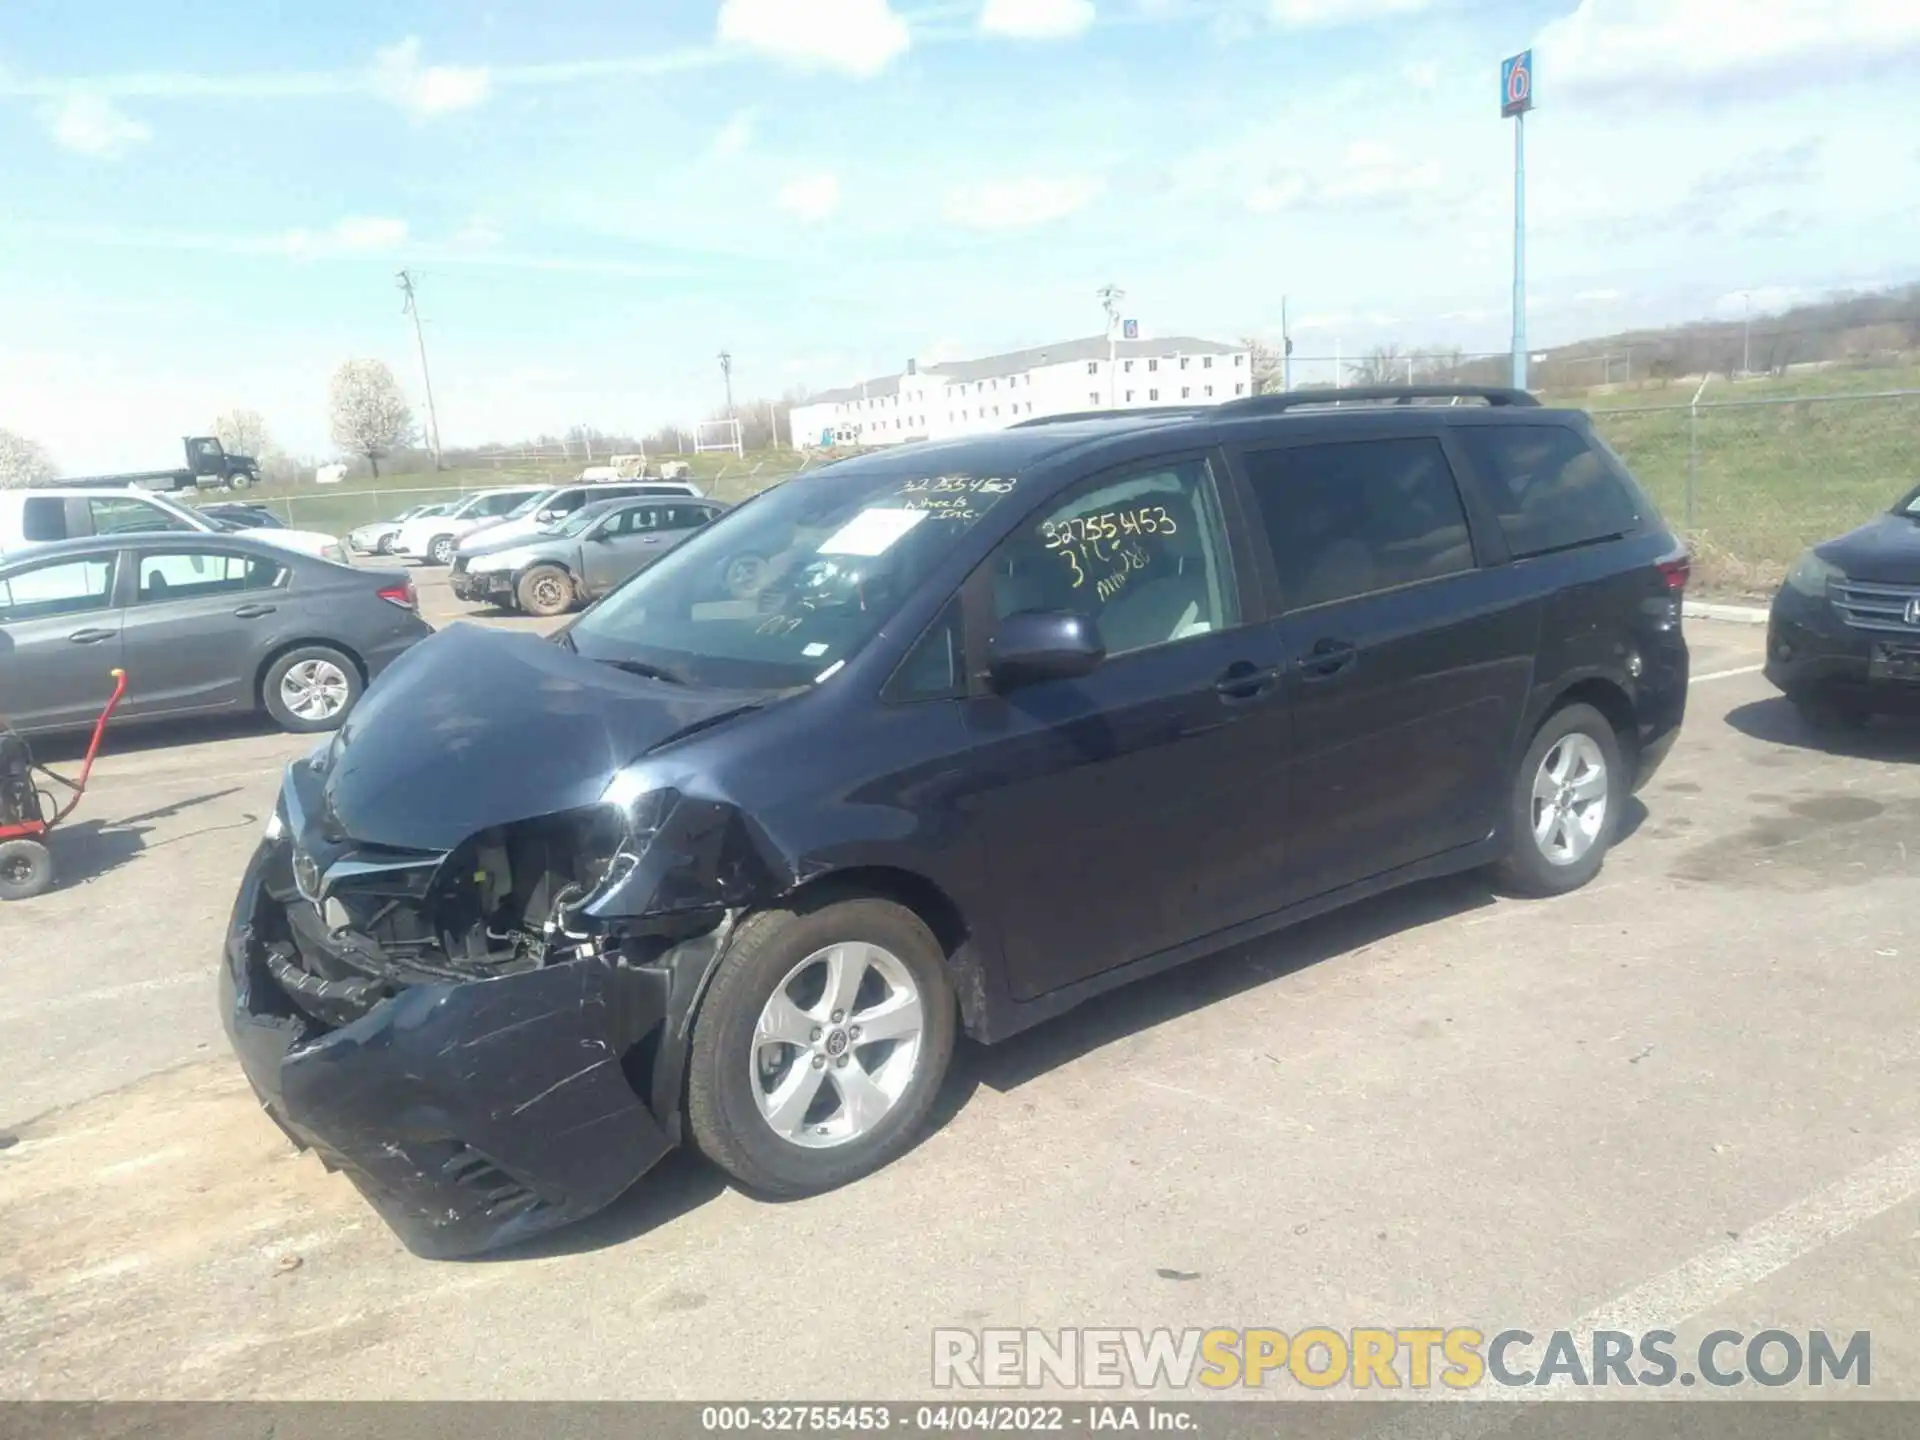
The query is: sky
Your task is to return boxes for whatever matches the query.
[3,0,1918,471]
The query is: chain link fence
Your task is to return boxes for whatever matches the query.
[245,454,824,538]
[1590,388,1920,595]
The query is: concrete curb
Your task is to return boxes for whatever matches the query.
[1686,600,1768,625]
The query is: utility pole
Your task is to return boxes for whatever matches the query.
[395,269,443,469]
[1097,283,1125,407]
[1741,291,1752,376]
[719,351,735,419]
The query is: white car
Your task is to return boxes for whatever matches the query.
[392,486,549,566]
[453,480,705,558]
[0,486,347,563]
[348,501,455,556]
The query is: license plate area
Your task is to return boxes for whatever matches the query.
[1869,643,1920,682]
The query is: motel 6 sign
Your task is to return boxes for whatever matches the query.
[1502,50,1535,117]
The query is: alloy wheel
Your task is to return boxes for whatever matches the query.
[1530,732,1609,866]
[750,942,926,1150]
[280,659,352,722]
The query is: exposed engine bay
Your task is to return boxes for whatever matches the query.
[258,805,640,1029]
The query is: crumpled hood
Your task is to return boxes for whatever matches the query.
[310,623,765,851]
[1818,512,1920,585]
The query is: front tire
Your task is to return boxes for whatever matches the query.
[516,564,576,618]
[1493,702,1623,897]
[262,646,363,733]
[687,896,957,1198]
[0,839,54,901]
[427,534,456,566]
[375,533,396,555]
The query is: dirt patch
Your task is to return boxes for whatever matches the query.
[1669,792,1919,892]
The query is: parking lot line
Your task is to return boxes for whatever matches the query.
[1690,664,1765,684]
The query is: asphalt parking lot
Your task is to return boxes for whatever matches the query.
[4,591,1919,1402]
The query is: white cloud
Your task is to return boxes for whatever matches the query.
[42,93,151,157]
[282,216,410,259]
[717,0,910,77]
[371,38,492,116]
[944,175,1104,229]
[777,172,843,222]
[1539,0,1920,103]
[1237,142,1441,212]
[980,0,1097,40]
[1270,0,1435,27]
[712,109,756,157]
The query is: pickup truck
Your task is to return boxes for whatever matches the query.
[47,436,262,494]
[0,485,344,562]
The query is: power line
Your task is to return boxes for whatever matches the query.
[396,269,444,470]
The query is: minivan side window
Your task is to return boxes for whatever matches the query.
[986,457,1240,659]
[0,556,116,623]
[884,599,964,703]
[1454,424,1641,559]
[1239,437,1475,610]
[22,497,68,542]
[89,496,194,536]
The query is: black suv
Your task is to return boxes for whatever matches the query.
[219,385,1690,1257]
[1765,482,1920,729]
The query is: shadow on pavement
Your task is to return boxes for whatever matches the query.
[1726,696,1920,761]
[39,786,250,892]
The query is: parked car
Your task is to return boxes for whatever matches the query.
[392,486,550,565]
[348,502,453,557]
[451,496,727,615]
[200,503,286,531]
[455,481,709,559]
[220,385,1689,1258]
[1766,481,1920,729]
[1,533,430,736]
[1,485,345,564]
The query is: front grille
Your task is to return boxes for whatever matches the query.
[1832,579,1920,634]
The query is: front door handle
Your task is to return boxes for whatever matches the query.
[1296,639,1358,681]
[68,628,116,645]
[233,604,277,619]
[1214,661,1282,703]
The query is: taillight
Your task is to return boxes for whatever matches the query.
[1658,554,1691,593]
[377,580,417,610]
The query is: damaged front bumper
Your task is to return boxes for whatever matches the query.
[219,837,728,1259]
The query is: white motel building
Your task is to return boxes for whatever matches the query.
[788,334,1254,450]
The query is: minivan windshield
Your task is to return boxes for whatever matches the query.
[567,461,1024,689]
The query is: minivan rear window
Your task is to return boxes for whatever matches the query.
[1455,424,1641,559]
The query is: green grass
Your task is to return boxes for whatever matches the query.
[1588,389,1920,595]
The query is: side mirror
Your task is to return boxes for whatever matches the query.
[987,610,1105,690]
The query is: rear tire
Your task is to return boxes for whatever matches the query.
[0,839,54,901]
[516,564,576,618]
[1493,702,1624,898]
[262,646,363,734]
[687,896,957,1198]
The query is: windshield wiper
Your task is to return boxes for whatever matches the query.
[600,657,686,686]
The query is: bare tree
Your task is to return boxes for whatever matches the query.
[327,360,414,478]
[1346,344,1410,386]
[0,428,57,490]
[1240,336,1282,395]
[213,408,273,460]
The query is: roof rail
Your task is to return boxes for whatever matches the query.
[1214,384,1539,415]
[1007,405,1203,430]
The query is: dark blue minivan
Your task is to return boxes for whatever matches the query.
[219,386,1690,1257]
